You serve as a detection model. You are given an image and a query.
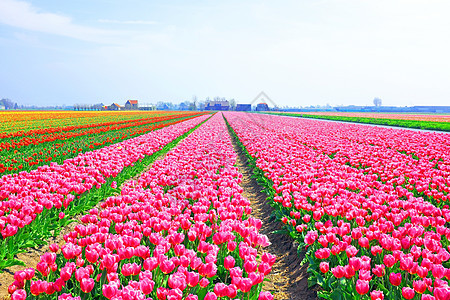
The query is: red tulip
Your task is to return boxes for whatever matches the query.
[413,280,427,294]
[389,273,402,286]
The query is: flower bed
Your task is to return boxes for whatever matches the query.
[0,115,210,270]
[8,113,274,300]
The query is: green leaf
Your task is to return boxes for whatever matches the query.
[308,275,317,288]
[318,290,332,300]
[330,289,343,300]
[19,240,38,248]
[0,258,26,269]
[317,273,325,286]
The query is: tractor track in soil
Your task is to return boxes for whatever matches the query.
[230,123,319,300]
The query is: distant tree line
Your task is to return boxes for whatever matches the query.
[73,103,104,111]
[0,98,18,110]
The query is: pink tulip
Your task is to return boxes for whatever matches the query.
[370,290,384,300]
[259,291,274,300]
[80,277,94,293]
[402,287,415,299]
[434,287,450,300]
[213,283,227,297]
[186,272,199,287]
[355,279,369,295]
[204,292,217,300]
[432,265,446,279]
[224,256,235,270]
[319,262,329,273]
[11,290,26,300]
[199,277,209,288]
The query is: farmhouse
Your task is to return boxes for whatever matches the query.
[125,100,139,110]
[205,100,230,111]
[108,103,122,111]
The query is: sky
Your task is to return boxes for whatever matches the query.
[0,0,449,107]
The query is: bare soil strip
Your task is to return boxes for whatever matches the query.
[230,127,318,300]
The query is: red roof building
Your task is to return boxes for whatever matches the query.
[125,100,139,110]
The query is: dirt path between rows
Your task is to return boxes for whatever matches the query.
[229,126,318,300]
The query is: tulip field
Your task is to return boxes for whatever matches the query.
[3,113,275,300]
[0,111,206,176]
[0,111,210,270]
[2,110,450,300]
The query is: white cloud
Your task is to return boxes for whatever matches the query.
[98,19,158,25]
[0,0,127,43]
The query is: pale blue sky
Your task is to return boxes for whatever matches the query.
[0,0,449,107]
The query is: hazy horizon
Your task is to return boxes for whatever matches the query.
[1,0,449,108]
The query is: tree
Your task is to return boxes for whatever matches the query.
[0,98,16,109]
[373,97,382,107]
[229,98,236,111]
[191,95,197,111]
[198,101,205,111]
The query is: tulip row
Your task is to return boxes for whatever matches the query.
[0,111,178,136]
[0,115,210,270]
[0,112,180,139]
[224,112,450,300]
[268,112,450,132]
[255,114,450,207]
[8,113,275,300]
[0,112,207,175]
[0,113,202,152]
[286,112,450,123]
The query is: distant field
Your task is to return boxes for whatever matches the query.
[290,111,450,122]
[269,111,450,131]
[0,110,180,133]
[0,110,207,175]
